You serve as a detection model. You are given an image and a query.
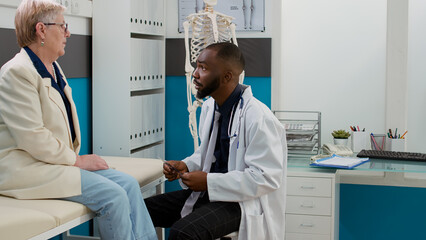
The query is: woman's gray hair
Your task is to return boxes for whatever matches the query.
[15,0,65,47]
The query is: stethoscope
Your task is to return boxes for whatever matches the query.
[227,92,244,139]
[211,92,245,139]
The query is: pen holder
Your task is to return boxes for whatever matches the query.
[385,138,406,152]
[351,132,369,152]
[370,134,386,151]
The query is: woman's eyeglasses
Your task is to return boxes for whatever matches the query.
[44,22,68,33]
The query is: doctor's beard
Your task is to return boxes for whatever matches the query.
[196,76,220,99]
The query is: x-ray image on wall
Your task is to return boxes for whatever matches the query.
[178,0,265,32]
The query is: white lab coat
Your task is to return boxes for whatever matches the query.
[182,86,287,240]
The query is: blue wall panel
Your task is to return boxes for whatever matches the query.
[340,184,426,240]
[68,78,92,155]
[165,76,271,193]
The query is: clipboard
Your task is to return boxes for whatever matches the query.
[310,154,370,169]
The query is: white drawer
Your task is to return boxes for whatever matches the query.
[286,196,331,216]
[286,232,330,240]
[287,177,332,197]
[286,214,331,235]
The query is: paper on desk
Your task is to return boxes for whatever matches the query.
[310,154,369,169]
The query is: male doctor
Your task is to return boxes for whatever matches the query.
[145,42,287,240]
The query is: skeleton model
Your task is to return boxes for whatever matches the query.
[183,0,244,150]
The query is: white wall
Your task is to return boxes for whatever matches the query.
[281,0,388,145]
[165,0,426,151]
[406,0,426,152]
[385,0,408,136]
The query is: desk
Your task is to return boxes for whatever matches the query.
[286,156,426,240]
[289,156,426,172]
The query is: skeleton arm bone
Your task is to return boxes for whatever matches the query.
[229,23,245,84]
[184,21,194,73]
[184,20,200,149]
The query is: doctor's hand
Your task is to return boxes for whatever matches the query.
[163,160,188,181]
[180,171,207,192]
[74,154,109,171]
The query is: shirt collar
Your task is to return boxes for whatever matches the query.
[216,84,244,117]
[23,47,53,79]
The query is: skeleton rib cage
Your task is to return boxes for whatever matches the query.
[189,12,234,63]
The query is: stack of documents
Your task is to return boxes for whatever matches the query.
[310,154,369,169]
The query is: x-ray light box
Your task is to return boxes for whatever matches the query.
[178,0,265,32]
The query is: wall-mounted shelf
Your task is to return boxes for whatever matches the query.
[92,0,165,159]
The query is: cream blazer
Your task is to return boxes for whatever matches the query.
[0,49,81,199]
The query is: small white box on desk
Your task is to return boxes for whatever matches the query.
[385,138,406,152]
[351,132,369,153]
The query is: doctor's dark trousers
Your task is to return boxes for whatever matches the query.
[145,189,241,240]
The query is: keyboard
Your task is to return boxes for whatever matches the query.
[357,149,426,162]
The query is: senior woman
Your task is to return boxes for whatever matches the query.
[0,0,157,239]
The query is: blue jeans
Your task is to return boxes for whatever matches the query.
[64,169,157,240]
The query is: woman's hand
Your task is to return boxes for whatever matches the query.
[74,154,109,171]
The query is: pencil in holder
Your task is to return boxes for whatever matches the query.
[370,134,385,151]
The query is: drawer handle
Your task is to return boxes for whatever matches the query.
[300,186,315,189]
[300,203,315,208]
[300,223,314,228]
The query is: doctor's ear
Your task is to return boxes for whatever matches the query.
[223,71,233,83]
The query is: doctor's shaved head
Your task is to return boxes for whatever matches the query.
[205,42,245,75]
